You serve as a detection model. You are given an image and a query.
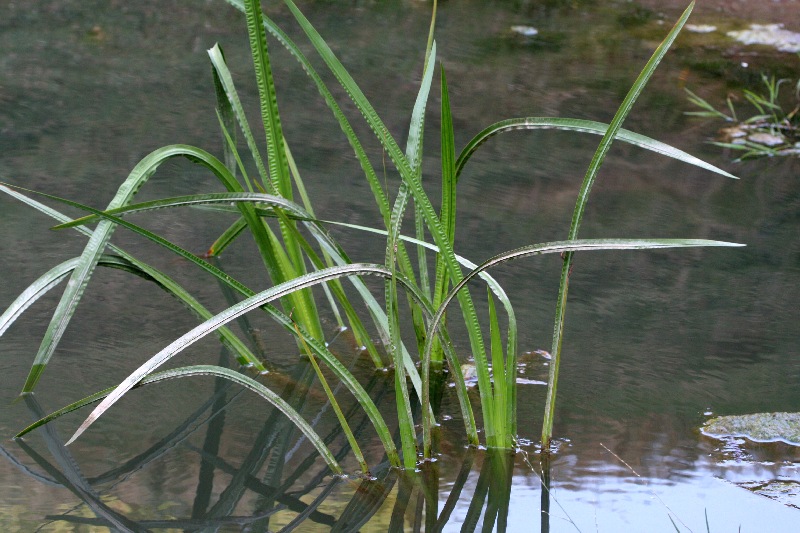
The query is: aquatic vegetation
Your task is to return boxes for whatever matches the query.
[2,0,740,473]
[686,72,800,159]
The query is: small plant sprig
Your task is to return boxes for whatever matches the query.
[686,69,800,160]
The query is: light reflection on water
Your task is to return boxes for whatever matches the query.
[1,0,800,530]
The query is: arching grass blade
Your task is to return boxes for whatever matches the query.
[455,117,737,181]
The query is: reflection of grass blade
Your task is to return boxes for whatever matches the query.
[484,450,514,532]
[333,476,396,533]
[543,2,695,448]
[461,456,492,533]
[91,360,238,486]
[89,365,343,474]
[433,447,476,531]
[18,395,149,532]
[15,438,148,532]
[280,479,341,532]
[185,444,338,527]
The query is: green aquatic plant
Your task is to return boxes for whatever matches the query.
[3,0,740,471]
[686,71,800,159]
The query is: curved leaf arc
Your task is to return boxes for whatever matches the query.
[454,117,738,181]
[65,264,415,448]
[420,237,745,455]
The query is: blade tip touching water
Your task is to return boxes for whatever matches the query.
[65,418,94,446]
[65,388,126,446]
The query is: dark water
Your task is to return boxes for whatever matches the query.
[2,0,800,531]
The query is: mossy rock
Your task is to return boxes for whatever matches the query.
[702,412,800,446]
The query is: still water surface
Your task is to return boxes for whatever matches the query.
[1,0,800,531]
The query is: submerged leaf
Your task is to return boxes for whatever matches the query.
[702,412,800,446]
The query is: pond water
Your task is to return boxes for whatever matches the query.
[2,0,800,531]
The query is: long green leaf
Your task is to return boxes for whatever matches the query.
[209,43,270,192]
[543,1,696,448]
[14,367,208,439]
[51,192,493,446]
[49,192,513,365]
[487,288,508,448]
[436,66,457,311]
[212,46,241,183]
[384,40,438,469]
[224,0,429,366]
[243,0,290,196]
[210,39,324,343]
[64,264,416,449]
[206,216,248,256]
[455,117,737,181]
[16,144,210,393]
[294,322,368,473]
[408,41,437,304]
[55,190,436,408]
[243,0,321,342]
[3,184,400,463]
[283,0,494,445]
[0,184,263,371]
[55,191,435,399]
[224,0,391,216]
[11,140,325,361]
[0,256,140,337]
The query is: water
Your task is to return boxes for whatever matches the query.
[2,0,800,531]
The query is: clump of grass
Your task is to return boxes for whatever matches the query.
[3,0,740,473]
[686,70,800,159]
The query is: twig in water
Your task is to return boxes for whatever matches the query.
[600,442,692,532]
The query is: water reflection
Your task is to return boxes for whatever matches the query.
[6,371,536,532]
